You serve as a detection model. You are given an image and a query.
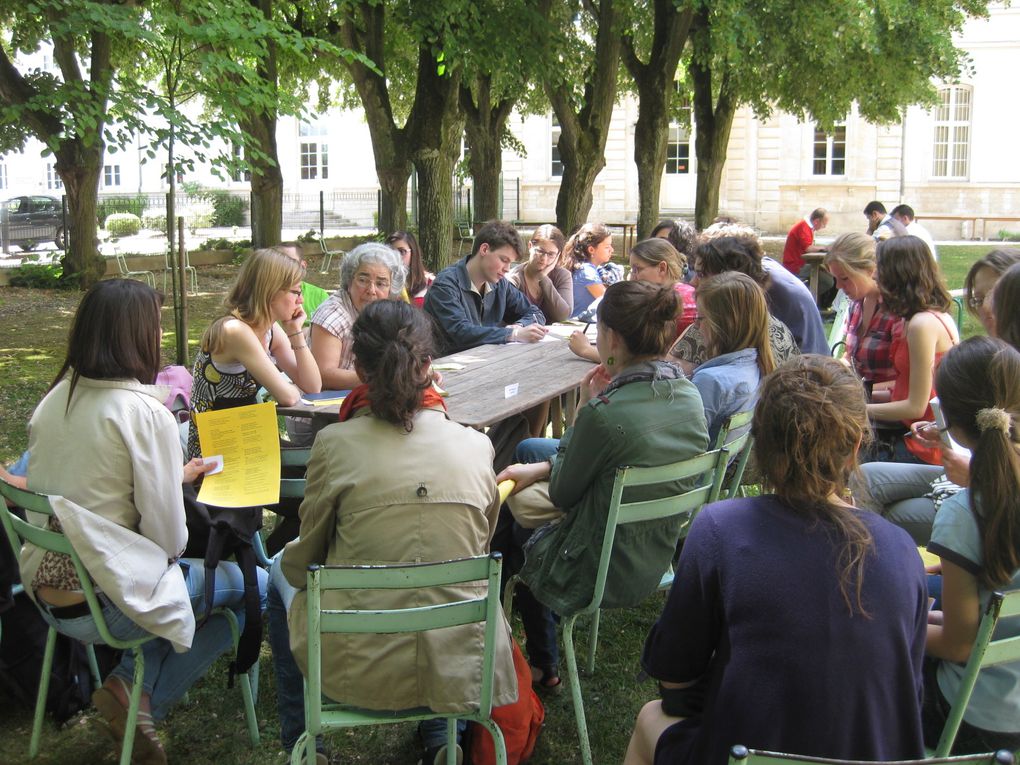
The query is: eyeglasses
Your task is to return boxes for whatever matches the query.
[353,274,392,291]
[968,293,987,310]
[530,245,559,259]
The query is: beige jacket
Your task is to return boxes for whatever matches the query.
[281,407,518,712]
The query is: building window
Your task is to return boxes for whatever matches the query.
[813,123,846,175]
[231,142,250,183]
[103,164,121,188]
[551,115,563,178]
[932,85,971,178]
[666,124,690,174]
[299,119,328,181]
[0,163,6,190]
[46,164,63,190]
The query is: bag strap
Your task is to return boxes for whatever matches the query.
[227,544,262,685]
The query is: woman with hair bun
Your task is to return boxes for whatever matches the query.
[922,336,1020,754]
[625,355,927,765]
[267,299,516,764]
[498,280,710,691]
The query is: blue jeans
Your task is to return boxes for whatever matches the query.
[37,558,267,721]
[508,438,561,672]
[267,557,462,753]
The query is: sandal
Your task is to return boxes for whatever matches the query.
[529,664,562,695]
[92,677,167,765]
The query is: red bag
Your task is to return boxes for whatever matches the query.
[468,638,545,765]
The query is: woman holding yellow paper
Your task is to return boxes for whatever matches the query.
[188,247,322,458]
[21,279,263,765]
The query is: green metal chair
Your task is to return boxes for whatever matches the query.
[933,590,1020,757]
[0,479,260,763]
[318,238,345,274]
[711,408,755,503]
[503,449,727,765]
[292,554,508,765]
[729,744,1015,764]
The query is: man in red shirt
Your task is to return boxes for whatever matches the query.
[782,208,829,274]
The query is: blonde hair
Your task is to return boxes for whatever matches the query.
[202,248,304,354]
[630,238,684,282]
[697,271,775,376]
[824,233,877,276]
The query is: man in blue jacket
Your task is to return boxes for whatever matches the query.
[425,219,547,354]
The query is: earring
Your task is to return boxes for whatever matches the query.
[606,356,615,367]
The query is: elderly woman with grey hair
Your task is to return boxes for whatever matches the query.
[309,242,406,391]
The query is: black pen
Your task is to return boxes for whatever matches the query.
[583,322,592,333]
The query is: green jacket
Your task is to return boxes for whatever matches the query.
[519,361,710,616]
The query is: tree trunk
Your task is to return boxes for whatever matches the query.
[54,145,103,288]
[376,164,410,234]
[414,150,457,273]
[461,75,513,225]
[621,0,693,239]
[555,140,602,235]
[243,110,283,247]
[691,23,737,230]
[243,0,282,247]
[632,98,670,240]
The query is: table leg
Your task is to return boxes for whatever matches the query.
[808,264,820,307]
[564,388,578,427]
[550,396,564,438]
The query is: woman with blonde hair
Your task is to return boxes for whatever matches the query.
[565,222,614,318]
[824,232,900,388]
[625,355,926,765]
[188,248,321,458]
[691,272,774,444]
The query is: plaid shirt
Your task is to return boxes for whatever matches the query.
[310,288,357,371]
[845,301,900,383]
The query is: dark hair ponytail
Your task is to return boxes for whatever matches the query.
[936,337,1020,589]
[351,301,435,431]
[598,280,679,357]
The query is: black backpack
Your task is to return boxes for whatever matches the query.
[181,485,262,684]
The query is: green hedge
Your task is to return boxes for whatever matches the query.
[106,213,142,237]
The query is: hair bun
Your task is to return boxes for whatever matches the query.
[976,406,1012,435]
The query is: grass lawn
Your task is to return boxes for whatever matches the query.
[0,242,1000,763]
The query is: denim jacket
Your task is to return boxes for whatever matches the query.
[519,361,709,616]
[424,257,545,355]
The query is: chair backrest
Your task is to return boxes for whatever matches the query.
[585,448,726,615]
[935,589,1020,756]
[729,744,1015,764]
[712,409,755,502]
[305,553,503,719]
[828,290,852,355]
[0,480,132,650]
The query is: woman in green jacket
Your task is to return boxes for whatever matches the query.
[497,280,710,690]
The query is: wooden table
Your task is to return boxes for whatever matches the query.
[279,329,596,430]
[605,221,637,256]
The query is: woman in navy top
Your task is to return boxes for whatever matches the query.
[625,355,927,765]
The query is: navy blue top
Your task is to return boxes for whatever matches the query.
[643,495,927,765]
[424,257,545,355]
[762,257,829,355]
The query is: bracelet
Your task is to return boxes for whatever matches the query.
[287,329,303,337]
[290,343,307,350]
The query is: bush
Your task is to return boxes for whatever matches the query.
[297,229,319,243]
[206,191,248,227]
[105,213,141,237]
[8,263,74,289]
[179,202,214,233]
[97,195,146,226]
[997,229,1020,242]
[141,209,167,232]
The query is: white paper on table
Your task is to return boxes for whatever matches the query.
[504,383,520,398]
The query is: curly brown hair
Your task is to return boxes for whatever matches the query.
[351,300,435,432]
[753,355,874,615]
[875,235,952,318]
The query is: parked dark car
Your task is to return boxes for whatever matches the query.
[0,195,66,252]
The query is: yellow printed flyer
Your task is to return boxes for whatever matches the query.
[194,402,281,507]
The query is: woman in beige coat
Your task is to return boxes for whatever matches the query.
[267,299,516,765]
